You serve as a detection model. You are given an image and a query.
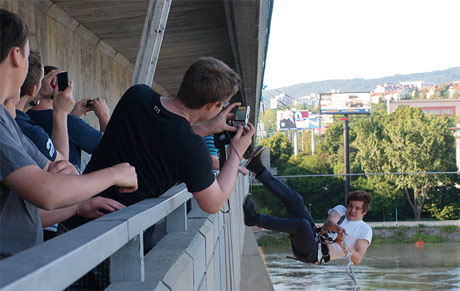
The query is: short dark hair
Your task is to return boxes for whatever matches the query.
[44,65,59,75]
[0,8,31,63]
[20,50,43,97]
[176,57,241,109]
[346,190,372,213]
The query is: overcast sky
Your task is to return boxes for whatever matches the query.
[263,0,460,89]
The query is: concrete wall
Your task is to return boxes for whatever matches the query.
[0,0,134,165]
[107,175,273,291]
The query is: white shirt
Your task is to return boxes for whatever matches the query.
[317,205,372,262]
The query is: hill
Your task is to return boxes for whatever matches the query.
[262,66,460,103]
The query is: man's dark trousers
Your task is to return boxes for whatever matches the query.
[256,169,318,263]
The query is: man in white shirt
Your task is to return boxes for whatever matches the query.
[243,147,372,265]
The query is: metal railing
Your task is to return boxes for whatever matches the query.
[0,184,193,290]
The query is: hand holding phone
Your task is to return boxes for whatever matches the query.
[233,106,250,128]
[56,72,69,91]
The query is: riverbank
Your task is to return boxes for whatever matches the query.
[254,223,460,246]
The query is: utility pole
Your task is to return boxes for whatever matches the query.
[311,128,315,154]
[342,115,350,204]
[293,130,298,156]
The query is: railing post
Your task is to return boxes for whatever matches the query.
[166,203,187,232]
[110,234,145,282]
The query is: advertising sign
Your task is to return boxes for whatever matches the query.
[277,110,321,130]
[320,92,371,114]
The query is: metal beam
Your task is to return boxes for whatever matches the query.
[131,0,171,86]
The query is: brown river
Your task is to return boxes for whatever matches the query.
[261,242,460,290]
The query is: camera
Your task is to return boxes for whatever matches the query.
[85,99,94,109]
[56,72,69,91]
[233,106,250,128]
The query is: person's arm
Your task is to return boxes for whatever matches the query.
[210,155,220,170]
[2,162,137,211]
[324,209,345,234]
[51,82,75,160]
[192,102,240,137]
[39,197,126,227]
[70,98,92,118]
[192,123,255,214]
[92,97,110,132]
[339,239,369,266]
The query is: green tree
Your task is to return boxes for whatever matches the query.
[259,109,277,134]
[260,132,293,172]
[354,106,457,220]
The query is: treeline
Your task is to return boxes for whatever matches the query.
[253,104,460,222]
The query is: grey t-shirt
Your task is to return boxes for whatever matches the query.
[0,105,48,258]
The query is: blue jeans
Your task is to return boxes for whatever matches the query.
[256,169,317,263]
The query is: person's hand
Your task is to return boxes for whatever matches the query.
[335,226,347,244]
[38,69,63,99]
[238,166,249,176]
[48,160,79,175]
[70,98,93,117]
[111,163,138,193]
[230,122,255,160]
[93,97,110,120]
[204,102,241,134]
[76,197,126,218]
[52,82,75,114]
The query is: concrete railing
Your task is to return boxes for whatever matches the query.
[0,175,272,290]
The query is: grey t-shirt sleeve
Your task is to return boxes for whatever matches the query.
[0,119,47,183]
[22,135,48,169]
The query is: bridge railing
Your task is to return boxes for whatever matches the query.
[0,183,194,290]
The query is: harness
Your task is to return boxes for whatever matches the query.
[314,215,346,264]
[287,215,345,264]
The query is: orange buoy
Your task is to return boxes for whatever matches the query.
[415,237,424,246]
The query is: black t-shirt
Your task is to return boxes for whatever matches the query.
[84,85,215,206]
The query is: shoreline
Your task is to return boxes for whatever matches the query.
[254,223,460,246]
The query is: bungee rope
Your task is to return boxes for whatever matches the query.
[341,238,360,291]
[316,226,361,291]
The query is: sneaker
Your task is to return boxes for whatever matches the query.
[244,146,266,176]
[243,194,259,226]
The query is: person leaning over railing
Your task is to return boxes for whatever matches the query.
[59,56,255,290]
[0,8,138,259]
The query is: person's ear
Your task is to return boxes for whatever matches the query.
[28,84,39,98]
[10,47,22,68]
[206,101,220,110]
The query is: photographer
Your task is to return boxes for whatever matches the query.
[28,66,109,170]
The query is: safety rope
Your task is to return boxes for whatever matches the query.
[342,237,361,291]
[317,227,361,291]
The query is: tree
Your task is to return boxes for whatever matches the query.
[354,106,457,220]
[259,109,277,134]
[260,132,293,172]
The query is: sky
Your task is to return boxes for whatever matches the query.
[263,0,460,89]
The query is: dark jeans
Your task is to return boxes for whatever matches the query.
[256,169,317,263]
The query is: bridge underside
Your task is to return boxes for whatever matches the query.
[53,0,271,125]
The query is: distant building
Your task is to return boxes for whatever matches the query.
[387,99,460,116]
[270,93,294,109]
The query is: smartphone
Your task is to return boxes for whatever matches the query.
[56,72,69,91]
[233,106,250,128]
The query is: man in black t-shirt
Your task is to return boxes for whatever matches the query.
[62,57,255,291]
[82,57,254,211]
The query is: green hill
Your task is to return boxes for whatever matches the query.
[262,66,460,103]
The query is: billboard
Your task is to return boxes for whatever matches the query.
[320,92,371,114]
[277,110,321,131]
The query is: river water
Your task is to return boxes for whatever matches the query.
[261,242,460,290]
